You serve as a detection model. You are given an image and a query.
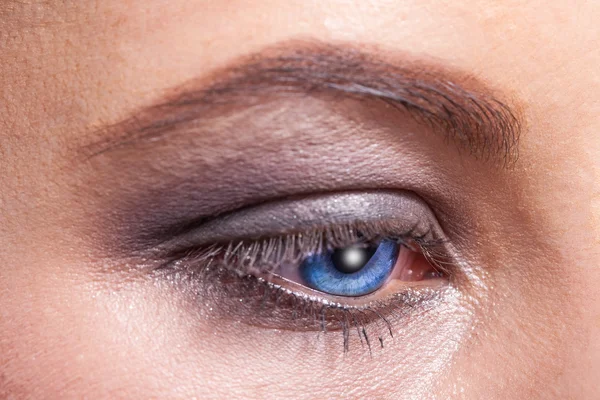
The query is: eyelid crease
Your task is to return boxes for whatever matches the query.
[158,191,440,251]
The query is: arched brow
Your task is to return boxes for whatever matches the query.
[84,40,523,166]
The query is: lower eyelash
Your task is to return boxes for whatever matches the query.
[262,282,442,353]
[193,267,444,354]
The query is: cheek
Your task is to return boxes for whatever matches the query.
[0,260,209,398]
[434,258,580,397]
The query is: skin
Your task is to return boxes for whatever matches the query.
[1,0,599,399]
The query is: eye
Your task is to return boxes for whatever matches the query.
[284,239,440,298]
[154,191,453,345]
[299,240,399,296]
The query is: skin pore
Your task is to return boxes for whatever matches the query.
[1,1,599,399]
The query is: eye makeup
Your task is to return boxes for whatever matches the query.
[79,81,502,267]
[71,43,519,359]
[156,191,445,252]
[153,190,458,352]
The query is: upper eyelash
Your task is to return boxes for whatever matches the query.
[155,219,450,279]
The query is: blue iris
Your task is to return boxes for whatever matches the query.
[300,240,399,296]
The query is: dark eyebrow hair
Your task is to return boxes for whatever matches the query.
[85,41,523,165]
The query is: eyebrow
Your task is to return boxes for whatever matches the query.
[85,41,523,165]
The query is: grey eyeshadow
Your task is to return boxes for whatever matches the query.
[165,190,438,248]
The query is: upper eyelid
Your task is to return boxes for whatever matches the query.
[155,190,439,252]
[157,220,441,279]
[152,190,453,281]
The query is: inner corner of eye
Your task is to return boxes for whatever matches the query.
[275,240,444,299]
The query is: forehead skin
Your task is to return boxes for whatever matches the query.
[1,1,599,399]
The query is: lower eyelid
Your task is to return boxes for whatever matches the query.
[263,272,447,309]
[157,238,452,353]
[193,266,446,334]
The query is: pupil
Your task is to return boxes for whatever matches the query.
[331,245,378,274]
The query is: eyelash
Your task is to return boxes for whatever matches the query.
[160,220,447,274]
[155,220,451,353]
